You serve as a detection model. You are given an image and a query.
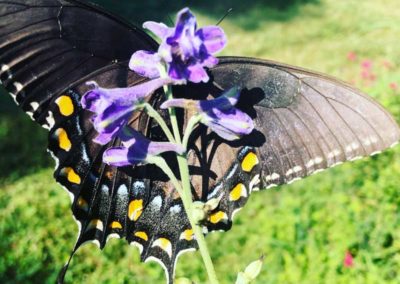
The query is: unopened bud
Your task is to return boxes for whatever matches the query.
[235,255,264,284]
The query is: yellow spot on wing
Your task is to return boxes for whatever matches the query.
[86,219,104,231]
[134,231,148,241]
[128,199,143,221]
[241,152,259,172]
[56,95,74,116]
[152,238,172,258]
[110,221,122,229]
[209,211,228,224]
[55,128,72,151]
[61,167,81,184]
[229,183,247,201]
[77,197,88,211]
[180,229,194,241]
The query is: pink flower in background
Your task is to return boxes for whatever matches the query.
[361,70,369,79]
[369,73,376,81]
[382,60,393,69]
[361,59,373,69]
[361,70,376,81]
[347,52,357,62]
[343,251,354,268]
[389,82,398,91]
[359,59,376,83]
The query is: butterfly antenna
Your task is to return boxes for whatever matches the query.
[216,8,233,26]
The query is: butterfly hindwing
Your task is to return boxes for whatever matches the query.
[183,57,400,234]
[45,63,192,284]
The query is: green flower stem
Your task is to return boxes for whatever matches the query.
[147,156,183,197]
[176,154,220,284]
[163,83,219,284]
[182,115,202,150]
[160,67,182,144]
[143,103,176,143]
[158,65,219,283]
[163,84,182,144]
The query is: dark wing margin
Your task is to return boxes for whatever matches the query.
[185,56,400,236]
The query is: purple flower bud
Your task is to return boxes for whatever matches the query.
[103,128,184,166]
[161,87,254,141]
[81,78,172,145]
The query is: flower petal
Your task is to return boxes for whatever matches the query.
[94,127,121,145]
[168,59,190,81]
[124,77,172,101]
[103,146,132,167]
[96,77,172,106]
[199,87,240,111]
[81,81,112,113]
[197,26,227,54]
[161,88,240,111]
[179,33,203,60]
[167,8,196,44]
[81,82,101,112]
[92,105,132,145]
[129,50,162,79]
[212,108,254,133]
[203,55,219,68]
[143,21,171,40]
[206,121,242,141]
[148,141,185,157]
[187,63,209,83]
[202,108,254,141]
[158,41,173,62]
[119,128,184,156]
[96,103,133,130]
[160,98,197,110]
[103,127,185,167]
[82,78,171,145]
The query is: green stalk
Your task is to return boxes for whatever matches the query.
[182,115,202,150]
[163,83,219,284]
[176,155,220,284]
[163,84,182,143]
[143,103,175,143]
[158,64,219,283]
[160,67,181,144]
[147,156,183,197]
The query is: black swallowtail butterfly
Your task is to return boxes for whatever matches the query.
[1,1,399,283]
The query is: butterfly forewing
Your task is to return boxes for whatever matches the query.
[0,0,157,127]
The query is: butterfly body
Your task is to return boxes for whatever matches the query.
[1,1,399,283]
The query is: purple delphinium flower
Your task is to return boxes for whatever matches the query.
[161,87,254,140]
[103,127,184,167]
[81,78,172,145]
[130,8,227,83]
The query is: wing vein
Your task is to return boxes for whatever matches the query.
[301,80,368,156]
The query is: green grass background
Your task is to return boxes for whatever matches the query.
[1,0,400,283]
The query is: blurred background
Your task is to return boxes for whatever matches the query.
[1,0,400,283]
